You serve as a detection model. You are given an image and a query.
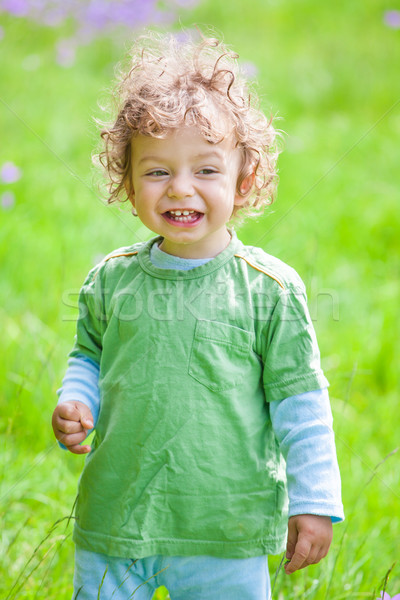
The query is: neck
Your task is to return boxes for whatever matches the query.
[158,228,231,259]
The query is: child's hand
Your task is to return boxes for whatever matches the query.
[284,514,332,575]
[52,401,94,455]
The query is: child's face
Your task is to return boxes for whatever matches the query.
[127,127,249,258]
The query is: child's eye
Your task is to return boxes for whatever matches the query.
[146,170,168,177]
[198,168,217,175]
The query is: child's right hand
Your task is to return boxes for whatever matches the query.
[52,401,94,454]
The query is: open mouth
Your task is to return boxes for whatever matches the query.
[162,209,203,225]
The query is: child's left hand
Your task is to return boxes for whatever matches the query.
[284,514,332,574]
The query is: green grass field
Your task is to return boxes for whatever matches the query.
[1,0,399,598]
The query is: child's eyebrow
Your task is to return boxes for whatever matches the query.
[193,151,226,162]
[138,156,165,165]
[137,151,225,165]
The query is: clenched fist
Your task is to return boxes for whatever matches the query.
[52,401,94,454]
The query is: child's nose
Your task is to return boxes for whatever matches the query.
[167,174,194,199]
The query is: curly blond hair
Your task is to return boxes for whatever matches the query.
[96,30,280,221]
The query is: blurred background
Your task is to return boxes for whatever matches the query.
[1,0,399,598]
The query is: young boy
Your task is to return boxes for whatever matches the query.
[52,31,344,600]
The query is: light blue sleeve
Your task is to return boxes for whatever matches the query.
[269,388,344,523]
[56,354,101,450]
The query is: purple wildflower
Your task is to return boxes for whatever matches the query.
[0,0,200,42]
[76,0,162,39]
[85,0,111,31]
[0,161,22,183]
[383,10,400,29]
[173,29,198,44]
[377,592,400,600]
[241,61,259,79]
[1,190,16,210]
[1,0,201,65]
[41,7,67,27]
[173,0,200,7]
[0,0,29,16]
[55,38,76,67]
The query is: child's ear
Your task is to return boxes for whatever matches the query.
[234,171,255,206]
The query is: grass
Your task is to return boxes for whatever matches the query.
[1,0,399,597]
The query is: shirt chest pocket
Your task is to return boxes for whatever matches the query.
[188,319,254,392]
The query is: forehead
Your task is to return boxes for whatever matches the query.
[131,127,238,162]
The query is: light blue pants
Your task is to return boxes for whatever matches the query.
[73,547,270,600]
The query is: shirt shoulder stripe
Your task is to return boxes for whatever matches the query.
[234,253,285,289]
[103,250,139,262]
[92,251,139,280]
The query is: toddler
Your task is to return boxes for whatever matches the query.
[52,31,344,600]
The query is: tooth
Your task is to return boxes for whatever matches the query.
[174,210,182,216]
[182,211,189,215]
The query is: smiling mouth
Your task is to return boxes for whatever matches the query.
[163,209,203,224]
